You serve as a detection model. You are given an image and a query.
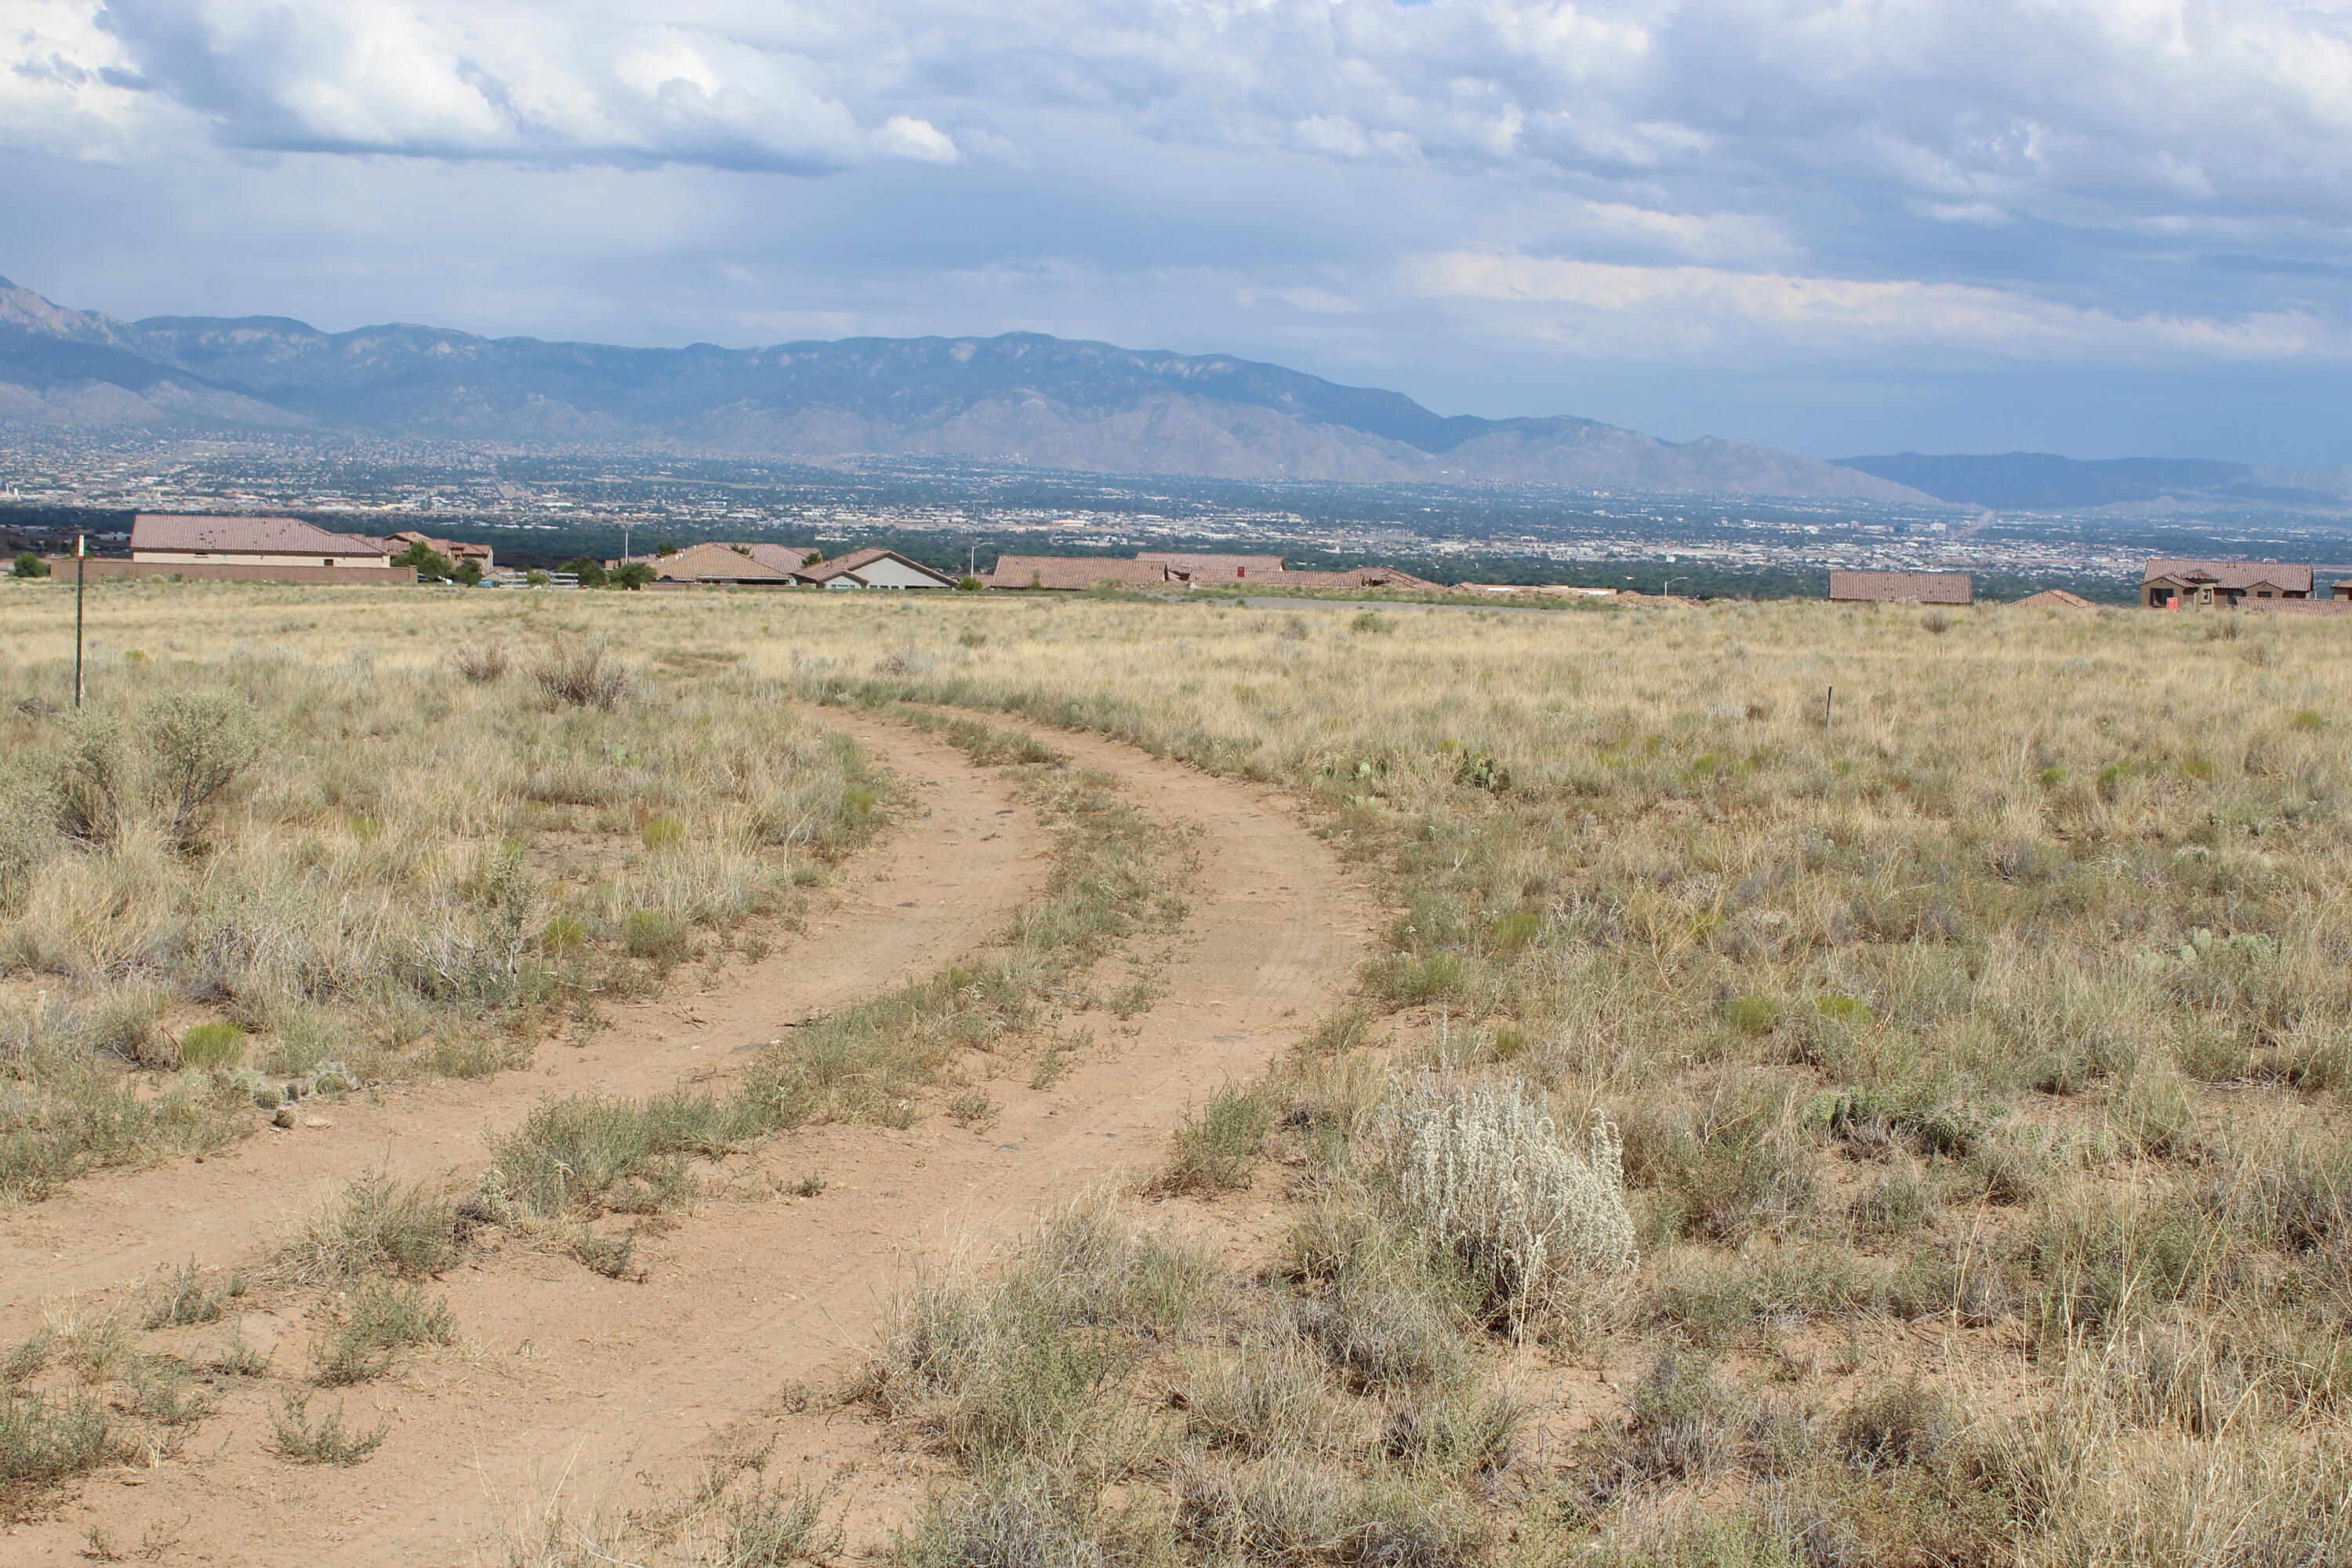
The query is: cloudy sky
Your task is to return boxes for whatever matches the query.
[6,0,2352,463]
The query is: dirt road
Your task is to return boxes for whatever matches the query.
[6,711,1376,1566]
[0,710,1047,1328]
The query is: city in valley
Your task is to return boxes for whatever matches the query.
[9,430,2352,603]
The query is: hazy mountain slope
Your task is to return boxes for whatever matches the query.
[0,276,1926,499]
[1835,450,2352,510]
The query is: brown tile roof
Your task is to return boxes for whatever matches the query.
[646,542,799,582]
[797,547,955,586]
[385,529,492,562]
[1136,552,1287,579]
[1254,566,1442,590]
[2142,557,2314,593]
[1828,570,1973,604]
[740,543,820,573]
[2012,588,2097,609]
[131,513,390,556]
[986,556,1179,590]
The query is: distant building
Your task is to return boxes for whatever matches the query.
[384,529,492,570]
[635,542,800,586]
[1255,566,1439,591]
[2141,558,2311,608]
[1137,552,1287,581]
[987,556,1185,591]
[2329,580,2352,602]
[2012,588,2098,609]
[1828,570,1973,605]
[739,543,822,574]
[130,513,392,568]
[794,547,956,589]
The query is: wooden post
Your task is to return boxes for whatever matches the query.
[1825,684,1834,735]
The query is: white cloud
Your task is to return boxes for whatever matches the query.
[873,113,956,161]
[11,0,2352,456]
[1403,250,2350,365]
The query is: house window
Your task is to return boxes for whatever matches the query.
[322,558,334,566]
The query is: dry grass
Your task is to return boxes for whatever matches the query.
[12,581,2352,1558]
[0,609,885,1200]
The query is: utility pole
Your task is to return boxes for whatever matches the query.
[73,532,86,710]
[622,522,632,567]
[1663,575,1681,598]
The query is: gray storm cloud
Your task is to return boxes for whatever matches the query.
[5,0,2351,459]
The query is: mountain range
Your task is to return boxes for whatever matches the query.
[5,276,2346,512]
[0,277,1922,501]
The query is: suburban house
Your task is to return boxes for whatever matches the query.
[1257,566,1440,590]
[635,543,802,586]
[986,556,1185,590]
[130,514,393,568]
[740,543,822,574]
[2141,558,2312,608]
[2013,587,2098,609]
[1828,570,1974,605]
[384,529,493,570]
[1136,552,1287,581]
[794,546,956,589]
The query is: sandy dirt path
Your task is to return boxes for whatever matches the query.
[9,714,1377,1568]
[0,710,1048,1331]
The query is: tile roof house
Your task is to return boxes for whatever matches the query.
[384,529,493,568]
[129,513,393,567]
[637,542,801,585]
[2142,558,2312,608]
[740,543,822,574]
[2012,588,2098,609]
[1828,570,1973,605]
[1254,566,1441,591]
[795,546,956,589]
[1136,552,1287,581]
[986,556,1184,590]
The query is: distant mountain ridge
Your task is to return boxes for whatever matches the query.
[0,276,1924,502]
[1833,451,2352,511]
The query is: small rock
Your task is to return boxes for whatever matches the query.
[303,1116,332,1129]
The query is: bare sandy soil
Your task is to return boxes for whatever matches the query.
[5,710,1377,1566]
[0,710,1047,1331]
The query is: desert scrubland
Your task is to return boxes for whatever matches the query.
[5,579,2351,1566]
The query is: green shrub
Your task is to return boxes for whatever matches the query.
[311,1279,457,1385]
[267,1388,387,1465]
[9,552,48,579]
[278,1174,459,1285]
[0,1389,125,1499]
[142,688,264,849]
[176,1021,247,1069]
[640,815,685,851]
[1152,1085,1277,1194]
[539,913,589,953]
[141,1258,246,1328]
[623,909,690,964]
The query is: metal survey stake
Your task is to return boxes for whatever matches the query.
[74,532,86,709]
